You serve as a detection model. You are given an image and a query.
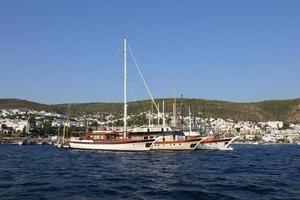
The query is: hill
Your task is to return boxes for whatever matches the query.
[1,98,300,123]
[0,99,53,111]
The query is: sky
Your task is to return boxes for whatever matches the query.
[0,0,299,104]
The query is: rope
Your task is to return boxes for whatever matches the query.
[127,45,161,116]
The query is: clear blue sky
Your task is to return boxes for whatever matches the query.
[0,0,299,104]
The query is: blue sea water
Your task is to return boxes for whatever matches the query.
[0,144,300,200]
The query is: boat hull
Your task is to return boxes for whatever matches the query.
[69,139,154,151]
[151,138,203,150]
[196,137,236,150]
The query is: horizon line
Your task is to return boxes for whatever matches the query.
[1,97,300,106]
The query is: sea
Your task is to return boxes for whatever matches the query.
[0,144,299,200]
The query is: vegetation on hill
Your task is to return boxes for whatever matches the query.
[1,98,300,123]
[0,99,53,111]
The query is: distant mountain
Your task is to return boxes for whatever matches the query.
[1,98,300,123]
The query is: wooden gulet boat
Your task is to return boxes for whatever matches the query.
[183,107,237,150]
[69,38,155,151]
[128,124,207,151]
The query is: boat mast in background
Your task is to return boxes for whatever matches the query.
[173,90,177,127]
[189,106,192,136]
[162,100,166,126]
[123,37,127,138]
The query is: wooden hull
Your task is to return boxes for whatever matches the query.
[151,138,203,150]
[69,139,154,151]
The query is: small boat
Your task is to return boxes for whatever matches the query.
[18,140,28,145]
[54,142,70,148]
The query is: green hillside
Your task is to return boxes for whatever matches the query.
[1,98,300,123]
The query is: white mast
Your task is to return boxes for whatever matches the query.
[173,90,177,127]
[162,100,165,126]
[123,37,127,138]
[157,103,160,124]
[148,110,151,126]
[189,106,192,136]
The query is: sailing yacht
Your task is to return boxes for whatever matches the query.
[126,102,207,151]
[69,38,155,151]
[128,125,207,150]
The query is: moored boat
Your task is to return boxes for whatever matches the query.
[18,139,28,145]
[69,131,155,151]
[68,38,155,151]
[129,125,206,150]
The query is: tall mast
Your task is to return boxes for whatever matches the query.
[123,37,127,138]
[189,106,192,136]
[148,110,151,126]
[157,103,160,124]
[173,90,177,127]
[162,100,165,126]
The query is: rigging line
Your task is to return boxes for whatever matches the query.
[127,44,161,115]
[127,81,137,104]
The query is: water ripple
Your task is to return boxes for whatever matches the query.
[0,144,300,199]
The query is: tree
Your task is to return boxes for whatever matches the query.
[28,114,36,129]
[42,120,53,136]
[22,126,27,136]
[253,134,261,142]
[279,122,290,130]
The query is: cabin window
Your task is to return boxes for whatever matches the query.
[144,136,148,139]
[145,143,152,148]
[147,129,150,133]
[190,143,197,148]
[163,138,165,141]
[161,128,164,132]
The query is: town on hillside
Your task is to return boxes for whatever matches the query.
[1,108,300,144]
